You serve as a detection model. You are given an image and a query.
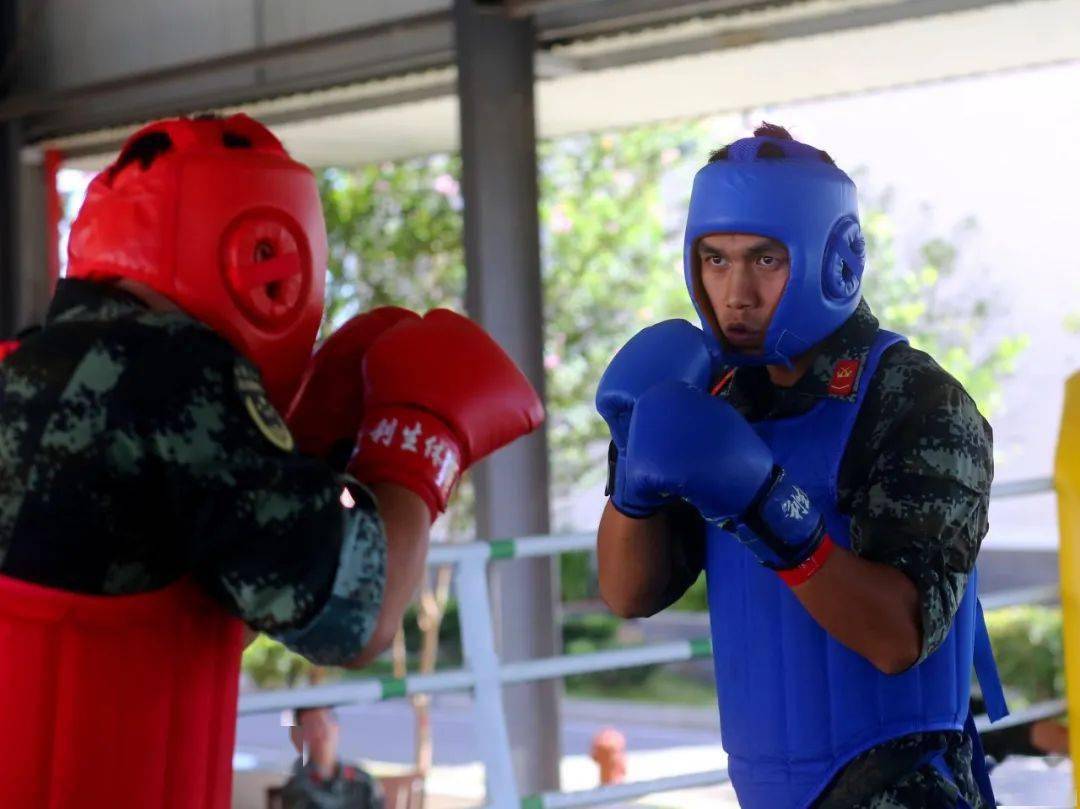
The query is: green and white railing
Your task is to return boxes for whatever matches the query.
[239,531,721,808]
[238,475,1061,808]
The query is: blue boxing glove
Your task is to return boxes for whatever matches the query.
[625,381,830,577]
[595,321,713,517]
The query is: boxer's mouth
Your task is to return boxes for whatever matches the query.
[723,323,762,348]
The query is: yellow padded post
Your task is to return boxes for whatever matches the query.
[1055,370,1080,803]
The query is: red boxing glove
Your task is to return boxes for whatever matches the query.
[286,307,419,468]
[0,341,18,363]
[349,309,545,517]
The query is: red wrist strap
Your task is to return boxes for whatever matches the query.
[348,406,462,519]
[777,534,836,587]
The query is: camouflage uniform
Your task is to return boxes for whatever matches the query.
[0,278,387,666]
[280,760,384,809]
[655,299,993,808]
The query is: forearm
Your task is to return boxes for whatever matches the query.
[345,482,431,668]
[791,544,922,674]
[597,500,684,618]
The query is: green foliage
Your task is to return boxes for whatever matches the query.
[401,600,462,666]
[241,634,320,689]
[563,611,622,646]
[859,197,1028,417]
[538,126,701,490]
[671,572,709,612]
[559,612,715,703]
[560,550,595,602]
[318,158,465,324]
[318,159,477,539]
[562,611,658,688]
[565,669,718,706]
[241,601,466,688]
[317,125,702,503]
[984,605,1064,706]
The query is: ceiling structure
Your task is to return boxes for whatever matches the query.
[9,0,1076,169]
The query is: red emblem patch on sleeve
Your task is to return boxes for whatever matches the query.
[828,359,860,397]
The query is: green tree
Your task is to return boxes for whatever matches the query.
[318,156,465,325]
[318,157,474,540]
[538,126,702,493]
[984,605,1064,706]
[317,124,705,502]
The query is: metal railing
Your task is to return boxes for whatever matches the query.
[237,476,1062,808]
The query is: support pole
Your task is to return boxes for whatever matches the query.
[453,0,561,793]
[0,1,18,337]
[0,6,51,337]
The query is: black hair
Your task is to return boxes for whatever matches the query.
[293,706,338,724]
[752,122,793,140]
[707,121,836,166]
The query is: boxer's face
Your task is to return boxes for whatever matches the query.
[289,708,340,756]
[695,232,790,356]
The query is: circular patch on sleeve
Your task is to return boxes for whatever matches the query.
[234,359,296,452]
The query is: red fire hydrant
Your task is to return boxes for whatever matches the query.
[590,728,627,785]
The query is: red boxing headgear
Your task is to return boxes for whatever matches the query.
[67,114,327,411]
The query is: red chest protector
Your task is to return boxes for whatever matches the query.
[0,575,244,809]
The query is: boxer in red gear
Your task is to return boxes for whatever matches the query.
[0,114,543,809]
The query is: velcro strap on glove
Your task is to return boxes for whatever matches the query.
[348,406,462,519]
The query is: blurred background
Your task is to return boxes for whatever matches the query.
[3,1,1079,806]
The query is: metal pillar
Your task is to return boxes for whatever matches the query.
[0,137,17,337]
[1,2,50,337]
[453,0,561,794]
[16,146,52,328]
[0,137,54,337]
[0,2,18,338]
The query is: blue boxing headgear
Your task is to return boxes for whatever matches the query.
[683,133,865,366]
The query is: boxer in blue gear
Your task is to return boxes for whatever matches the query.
[595,124,1007,808]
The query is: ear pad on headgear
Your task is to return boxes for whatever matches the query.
[822,216,864,302]
[221,212,311,330]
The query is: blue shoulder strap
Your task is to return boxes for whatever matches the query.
[964,708,997,807]
[974,598,1008,722]
[964,595,1008,807]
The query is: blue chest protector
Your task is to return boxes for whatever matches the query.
[705,329,1007,808]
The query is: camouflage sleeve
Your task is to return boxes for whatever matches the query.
[849,380,992,662]
[137,329,386,666]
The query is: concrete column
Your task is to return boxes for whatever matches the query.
[453,0,561,794]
